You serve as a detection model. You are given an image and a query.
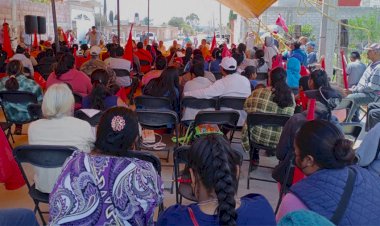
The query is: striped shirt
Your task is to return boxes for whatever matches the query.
[352,61,380,98]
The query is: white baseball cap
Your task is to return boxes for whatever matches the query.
[220,57,237,71]
[90,46,101,56]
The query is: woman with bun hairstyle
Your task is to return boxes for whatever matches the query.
[277,120,380,225]
[158,134,276,226]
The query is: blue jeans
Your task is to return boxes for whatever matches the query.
[346,93,375,122]
[0,209,39,226]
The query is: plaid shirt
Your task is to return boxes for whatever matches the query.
[0,75,43,123]
[241,88,295,152]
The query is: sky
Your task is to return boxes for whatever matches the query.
[99,0,231,27]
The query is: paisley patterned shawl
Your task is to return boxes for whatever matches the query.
[49,151,163,226]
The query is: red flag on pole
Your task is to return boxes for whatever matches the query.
[320,56,326,70]
[221,43,231,58]
[275,14,288,33]
[33,32,38,49]
[123,24,134,62]
[210,32,216,52]
[340,49,349,89]
[62,29,68,44]
[2,20,13,58]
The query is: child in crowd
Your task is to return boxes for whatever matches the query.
[241,65,258,91]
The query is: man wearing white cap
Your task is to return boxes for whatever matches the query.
[184,56,251,126]
[80,46,107,76]
[345,43,380,122]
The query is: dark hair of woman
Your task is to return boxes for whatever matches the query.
[80,44,88,51]
[309,69,330,89]
[270,67,293,108]
[295,120,355,169]
[115,46,124,57]
[190,58,205,78]
[292,41,301,49]
[184,47,193,66]
[94,107,139,156]
[155,55,167,70]
[212,48,222,60]
[146,45,152,52]
[143,67,180,109]
[254,49,265,68]
[193,49,202,57]
[5,60,23,91]
[189,135,241,226]
[72,44,79,51]
[299,76,310,91]
[237,43,246,55]
[232,53,244,66]
[137,42,144,49]
[55,52,75,78]
[241,66,256,80]
[89,69,111,111]
[15,45,25,54]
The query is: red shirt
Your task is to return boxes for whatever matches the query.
[46,69,92,96]
[135,49,153,73]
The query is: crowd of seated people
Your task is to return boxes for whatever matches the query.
[2,30,380,226]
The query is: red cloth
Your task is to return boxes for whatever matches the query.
[33,72,47,90]
[116,87,132,103]
[0,129,25,190]
[222,43,231,58]
[210,32,216,52]
[33,32,38,49]
[276,14,289,33]
[46,69,92,96]
[298,90,309,111]
[271,53,284,70]
[306,98,316,121]
[2,22,13,58]
[341,49,349,89]
[123,24,134,62]
[300,65,310,76]
[75,54,90,69]
[135,49,153,74]
[321,56,326,70]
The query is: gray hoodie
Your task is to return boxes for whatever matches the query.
[356,123,380,175]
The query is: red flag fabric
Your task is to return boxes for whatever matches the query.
[306,98,316,121]
[275,14,288,33]
[33,32,38,49]
[320,56,326,70]
[123,24,134,62]
[2,21,13,58]
[210,32,216,52]
[221,43,231,58]
[340,49,349,89]
[62,29,68,44]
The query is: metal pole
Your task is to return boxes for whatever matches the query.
[51,0,60,52]
[148,0,150,35]
[117,0,120,44]
[219,3,222,38]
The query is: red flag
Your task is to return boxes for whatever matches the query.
[33,32,38,49]
[340,49,349,89]
[275,14,288,33]
[306,98,316,121]
[320,56,326,70]
[62,29,68,44]
[221,43,231,58]
[123,24,134,62]
[2,20,13,58]
[210,32,216,52]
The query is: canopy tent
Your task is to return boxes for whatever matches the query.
[217,0,278,18]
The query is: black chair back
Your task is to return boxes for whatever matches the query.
[74,109,103,126]
[73,92,83,105]
[256,72,268,81]
[341,122,362,143]
[124,150,161,175]
[334,98,354,122]
[218,96,246,111]
[136,109,179,129]
[27,103,43,121]
[194,110,240,128]
[181,96,218,110]
[135,95,172,110]
[113,69,131,77]
[0,91,38,124]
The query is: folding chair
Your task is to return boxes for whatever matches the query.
[173,144,243,204]
[113,69,139,104]
[194,110,240,142]
[334,98,355,122]
[135,95,172,110]
[73,92,83,110]
[136,109,179,162]
[341,122,362,144]
[246,112,290,189]
[218,96,246,142]
[0,91,38,135]
[28,103,42,121]
[180,96,218,128]
[13,145,77,225]
[74,109,103,126]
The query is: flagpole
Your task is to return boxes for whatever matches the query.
[148,0,150,35]
[51,0,60,52]
[117,0,120,44]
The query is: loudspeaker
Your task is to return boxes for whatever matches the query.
[340,19,349,48]
[37,16,46,34]
[24,15,38,34]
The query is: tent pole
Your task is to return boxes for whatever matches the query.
[117,0,120,44]
[51,0,60,52]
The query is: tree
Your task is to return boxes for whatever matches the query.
[168,17,186,28]
[349,13,380,48]
[142,17,153,26]
[186,13,200,28]
[288,24,315,40]
[109,11,114,26]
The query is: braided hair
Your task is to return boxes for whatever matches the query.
[189,135,241,226]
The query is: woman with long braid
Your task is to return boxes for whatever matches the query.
[158,134,276,226]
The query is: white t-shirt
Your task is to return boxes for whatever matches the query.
[104,57,132,71]
[28,116,96,193]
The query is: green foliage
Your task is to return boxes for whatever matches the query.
[142,17,153,26]
[168,17,195,35]
[288,24,315,40]
[348,13,380,45]
[31,0,50,3]
[186,13,200,28]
